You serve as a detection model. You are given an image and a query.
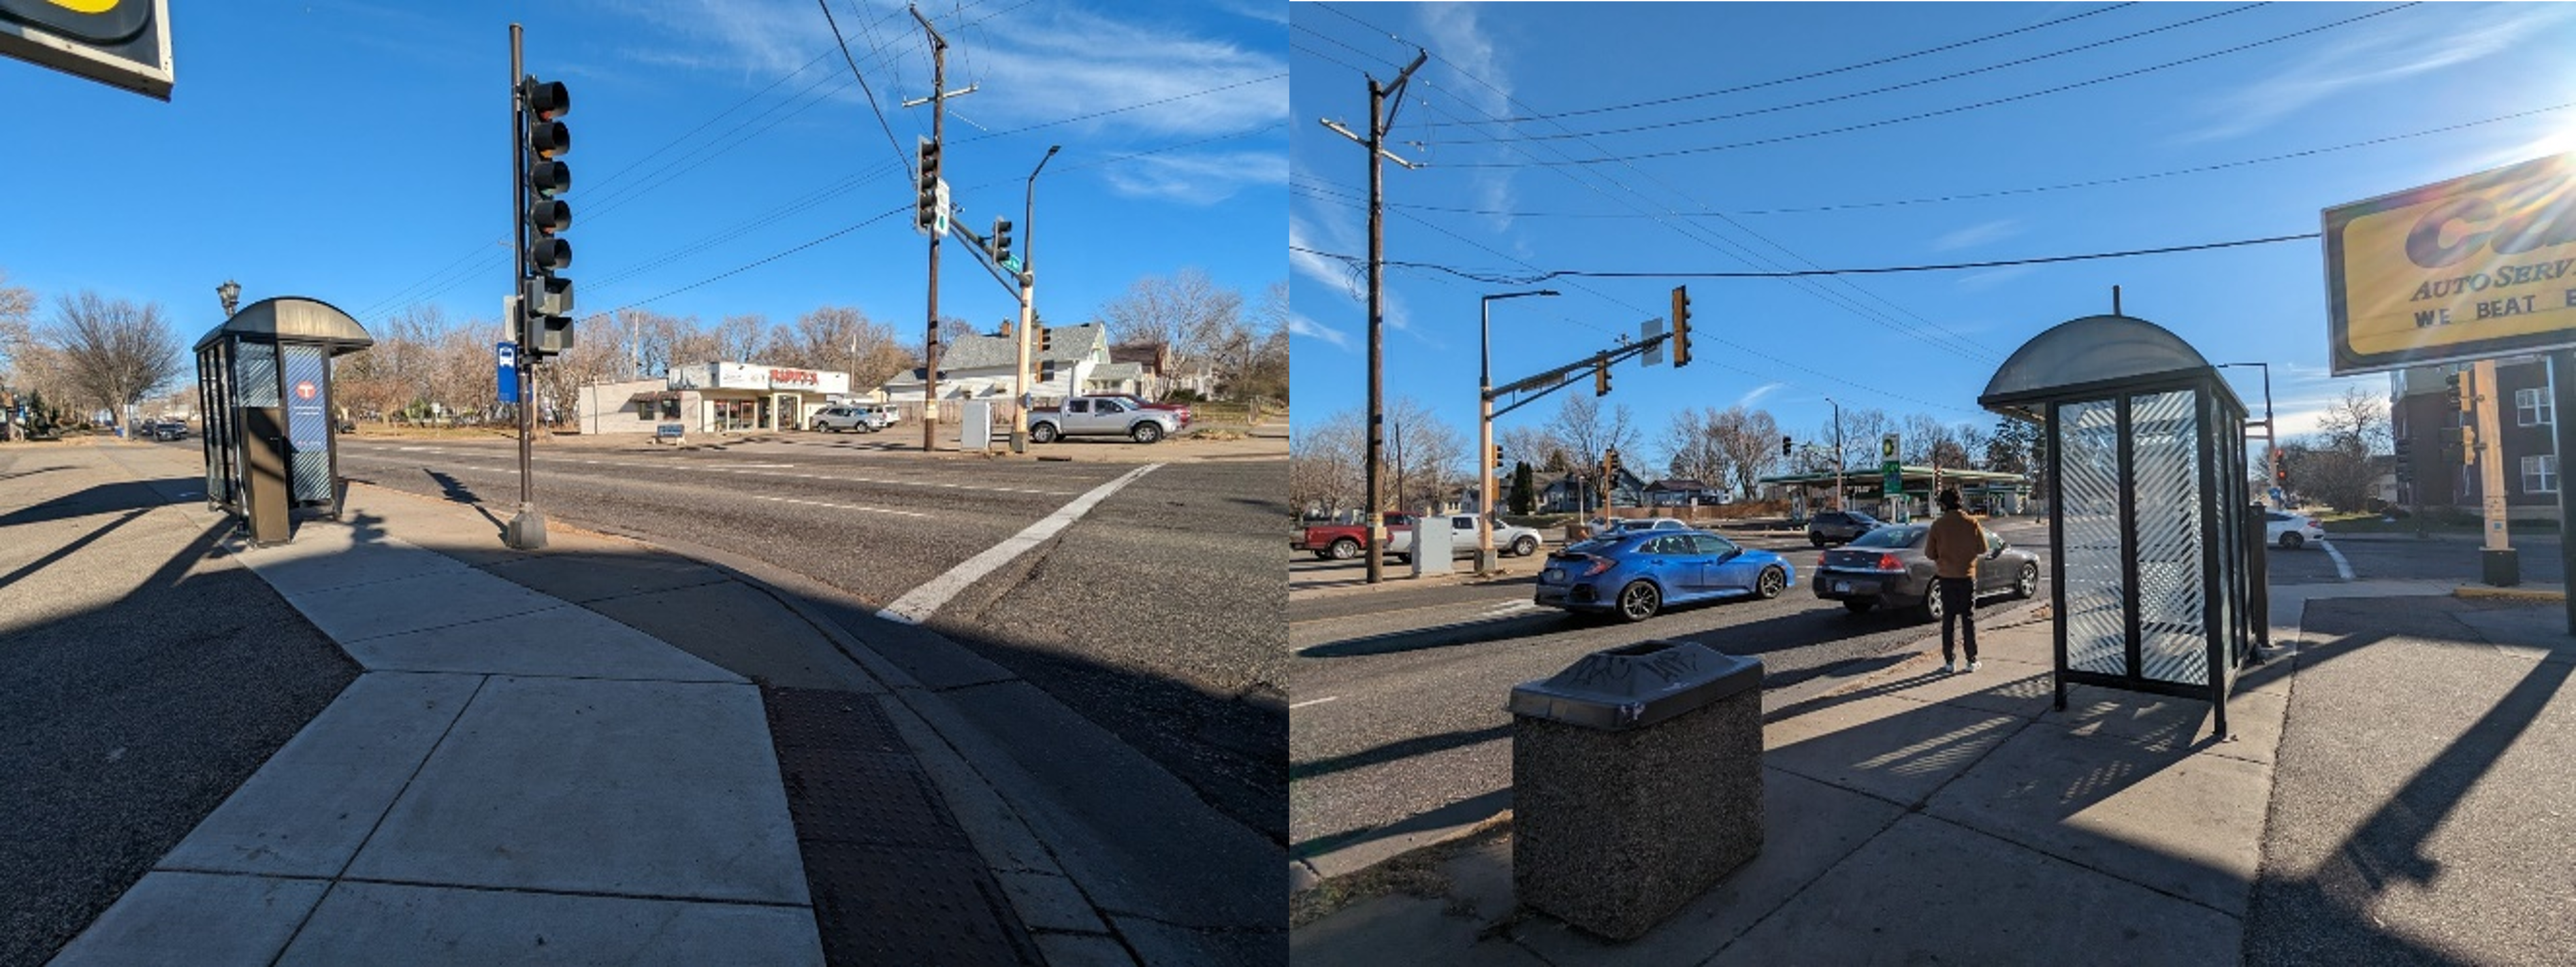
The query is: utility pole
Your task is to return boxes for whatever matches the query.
[1321,48,1426,584]
[1826,395,1845,512]
[906,5,973,454]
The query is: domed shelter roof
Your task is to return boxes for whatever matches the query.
[1978,314,2236,421]
[191,297,374,355]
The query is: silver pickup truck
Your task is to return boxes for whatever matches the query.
[1389,514,1547,560]
[1028,395,1181,444]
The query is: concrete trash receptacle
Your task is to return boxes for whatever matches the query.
[1507,640,1763,940]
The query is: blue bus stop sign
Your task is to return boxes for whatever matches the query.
[496,342,520,402]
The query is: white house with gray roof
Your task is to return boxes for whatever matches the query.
[873,322,1148,403]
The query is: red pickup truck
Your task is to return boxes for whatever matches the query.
[1295,513,1417,561]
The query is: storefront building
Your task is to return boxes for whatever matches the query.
[571,363,851,435]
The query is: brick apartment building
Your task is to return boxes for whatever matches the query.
[2389,358,2561,518]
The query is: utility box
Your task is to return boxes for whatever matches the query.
[1508,640,1765,940]
[1411,514,1453,577]
[194,297,374,542]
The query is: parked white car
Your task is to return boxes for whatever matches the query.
[1389,514,1549,561]
[2264,510,2325,549]
[810,404,895,433]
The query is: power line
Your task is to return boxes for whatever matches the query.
[1290,231,2320,284]
[819,0,918,177]
[1299,98,2576,220]
[1415,4,2268,145]
[1428,3,2422,168]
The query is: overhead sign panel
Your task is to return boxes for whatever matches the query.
[0,0,173,100]
[2325,154,2576,375]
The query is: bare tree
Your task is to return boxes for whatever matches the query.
[1822,406,1891,471]
[1547,393,1639,470]
[1386,395,1466,514]
[44,291,183,418]
[1097,268,1244,385]
[1499,423,1568,472]
[1291,408,1367,517]
[1656,407,1729,485]
[1709,406,1782,499]
[781,306,914,388]
[2314,385,2391,454]
[714,313,771,362]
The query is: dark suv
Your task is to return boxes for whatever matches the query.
[1806,510,1882,547]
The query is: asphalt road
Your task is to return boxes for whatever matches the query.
[331,434,1289,845]
[1289,519,2052,860]
[2288,530,2568,586]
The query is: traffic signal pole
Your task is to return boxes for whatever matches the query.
[505,24,546,551]
[916,7,948,453]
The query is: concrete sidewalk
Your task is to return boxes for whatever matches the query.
[1291,579,2576,964]
[37,459,1089,964]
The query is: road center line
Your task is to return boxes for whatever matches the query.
[876,463,1163,625]
[1289,696,1339,710]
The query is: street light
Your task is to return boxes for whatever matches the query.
[216,280,241,318]
[1010,143,1061,454]
[1825,395,1845,512]
[1479,288,1558,573]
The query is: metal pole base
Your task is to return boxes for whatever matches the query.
[505,506,549,550]
[1475,549,1499,574]
[1010,429,1026,454]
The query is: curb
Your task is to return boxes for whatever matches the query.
[2453,583,2568,602]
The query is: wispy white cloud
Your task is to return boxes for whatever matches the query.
[1287,310,1351,351]
[1954,265,2037,292]
[590,0,1285,140]
[1932,220,2021,252]
[1097,150,1286,205]
[2185,4,2576,142]
[1414,5,1517,235]
[1291,207,1411,329]
[1737,382,1785,408]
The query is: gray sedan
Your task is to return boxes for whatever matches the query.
[1809,523,2038,622]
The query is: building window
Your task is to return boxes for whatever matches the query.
[2518,387,2554,427]
[2524,455,2559,494]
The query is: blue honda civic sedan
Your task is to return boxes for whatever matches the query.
[1534,529,1795,622]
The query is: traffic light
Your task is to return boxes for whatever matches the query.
[2461,425,2479,465]
[990,217,1014,266]
[2445,372,2464,411]
[1037,325,1053,353]
[521,76,575,357]
[916,136,943,235]
[1669,285,1692,367]
[1782,434,1793,457]
[1492,444,1505,470]
[1603,447,1624,481]
[1594,363,1611,397]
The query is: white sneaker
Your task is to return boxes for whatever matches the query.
[1938,661,1956,674]
[1968,660,1982,673]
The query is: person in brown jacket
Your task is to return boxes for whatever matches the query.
[1922,487,1984,673]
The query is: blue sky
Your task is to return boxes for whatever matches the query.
[2,0,1284,357]
[1289,1,2576,469]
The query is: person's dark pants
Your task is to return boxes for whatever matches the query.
[1938,576,1977,663]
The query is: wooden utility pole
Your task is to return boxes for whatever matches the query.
[1320,49,1426,584]
[914,7,949,453]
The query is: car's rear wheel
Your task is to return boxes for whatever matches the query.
[1756,566,1786,600]
[1328,538,1359,560]
[2279,532,2304,550]
[1031,422,1060,444]
[1131,421,1163,444]
[2015,561,2039,599]
[1616,580,1662,622]
[1843,600,1875,615]
[1809,534,1826,548]
[1920,586,1946,623]
[1511,535,1538,557]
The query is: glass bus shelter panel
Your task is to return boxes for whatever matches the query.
[2059,398,2125,676]
[2132,389,2208,686]
[234,342,280,407]
[283,344,332,502]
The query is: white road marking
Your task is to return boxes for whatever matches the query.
[1482,599,1538,617]
[341,442,1074,496]
[746,494,927,517]
[2321,539,2355,582]
[876,463,1163,625]
[1289,696,1340,710]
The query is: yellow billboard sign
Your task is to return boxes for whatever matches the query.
[0,0,171,100]
[2324,154,2576,374]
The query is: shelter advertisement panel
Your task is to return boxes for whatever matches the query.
[2325,153,2576,375]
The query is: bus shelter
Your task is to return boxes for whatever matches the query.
[194,297,373,544]
[1979,314,2261,738]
